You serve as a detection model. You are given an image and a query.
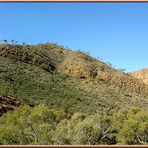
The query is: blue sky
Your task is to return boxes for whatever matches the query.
[0,3,148,72]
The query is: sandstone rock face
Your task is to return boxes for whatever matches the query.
[0,95,21,116]
[131,68,148,84]
[58,51,98,79]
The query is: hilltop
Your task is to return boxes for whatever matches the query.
[0,43,147,145]
[131,68,148,84]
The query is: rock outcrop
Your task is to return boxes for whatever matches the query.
[131,68,148,84]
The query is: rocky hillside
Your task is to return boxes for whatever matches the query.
[131,68,148,84]
[0,43,147,116]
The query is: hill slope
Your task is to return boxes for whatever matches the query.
[0,43,147,115]
[131,68,148,84]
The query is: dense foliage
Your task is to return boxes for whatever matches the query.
[0,104,147,145]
